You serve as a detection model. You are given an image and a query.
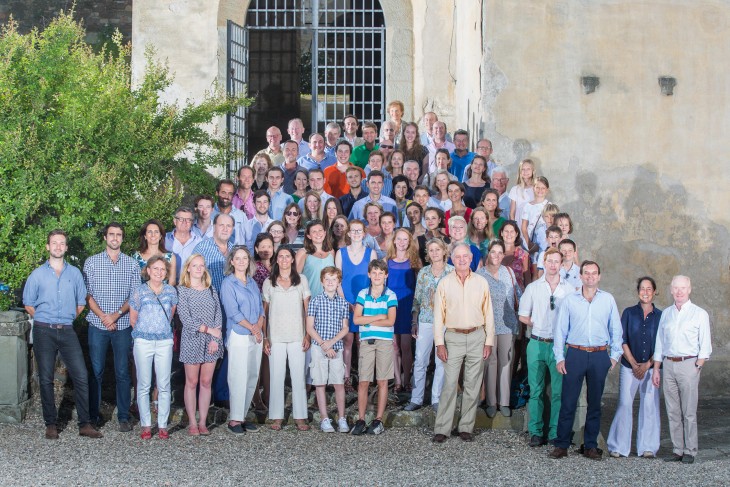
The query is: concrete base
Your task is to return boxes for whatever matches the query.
[0,400,31,423]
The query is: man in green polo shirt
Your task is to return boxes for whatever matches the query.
[350,122,379,169]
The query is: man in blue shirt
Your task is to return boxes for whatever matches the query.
[24,230,103,440]
[449,129,475,181]
[211,179,248,246]
[549,260,623,461]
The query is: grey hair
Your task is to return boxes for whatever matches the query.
[450,242,473,258]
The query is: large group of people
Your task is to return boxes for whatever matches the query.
[21,107,711,463]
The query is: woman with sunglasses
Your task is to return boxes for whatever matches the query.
[283,202,305,251]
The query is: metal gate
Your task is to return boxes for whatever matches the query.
[226,0,385,173]
[227,20,248,175]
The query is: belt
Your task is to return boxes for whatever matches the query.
[34,321,71,329]
[447,327,480,335]
[665,355,697,362]
[530,334,553,343]
[568,344,607,352]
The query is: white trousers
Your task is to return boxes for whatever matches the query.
[411,322,445,406]
[227,333,263,422]
[269,342,308,420]
[606,365,661,456]
[133,338,173,428]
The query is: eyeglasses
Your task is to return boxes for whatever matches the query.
[175,217,194,223]
[350,229,364,234]
[550,295,555,311]
[286,211,300,217]
[380,144,394,149]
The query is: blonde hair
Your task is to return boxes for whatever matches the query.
[179,254,212,289]
[516,158,535,188]
[386,228,422,270]
[424,238,449,264]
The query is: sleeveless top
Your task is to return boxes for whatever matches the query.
[340,246,373,304]
[301,253,335,297]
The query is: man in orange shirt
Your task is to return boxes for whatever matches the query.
[324,140,365,198]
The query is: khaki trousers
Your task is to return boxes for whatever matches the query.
[663,358,701,456]
[434,328,485,436]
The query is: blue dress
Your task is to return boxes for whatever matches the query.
[387,259,417,335]
[341,247,372,333]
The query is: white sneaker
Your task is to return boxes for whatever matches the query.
[609,451,621,458]
[337,417,350,433]
[320,418,335,433]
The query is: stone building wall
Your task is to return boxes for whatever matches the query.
[0,0,133,45]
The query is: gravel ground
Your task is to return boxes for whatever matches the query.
[1,411,727,487]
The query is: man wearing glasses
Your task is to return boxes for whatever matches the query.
[165,206,201,278]
[490,167,512,217]
[518,248,573,448]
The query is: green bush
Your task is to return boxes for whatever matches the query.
[0,12,252,309]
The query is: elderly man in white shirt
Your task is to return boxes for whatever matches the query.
[652,275,712,464]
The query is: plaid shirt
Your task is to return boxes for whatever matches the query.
[193,238,233,294]
[307,292,349,351]
[83,251,140,330]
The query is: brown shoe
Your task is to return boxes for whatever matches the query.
[45,425,59,440]
[459,432,474,442]
[548,447,568,459]
[79,423,103,439]
[583,447,602,460]
[432,434,448,443]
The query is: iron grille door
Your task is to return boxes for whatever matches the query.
[312,0,386,133]
[227,20,248,177]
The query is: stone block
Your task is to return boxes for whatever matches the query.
[0,312,31,423]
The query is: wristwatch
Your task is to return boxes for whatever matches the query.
[117,309,123,316]
[695,363,703,370]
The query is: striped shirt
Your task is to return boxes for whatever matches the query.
[356,287,398,341]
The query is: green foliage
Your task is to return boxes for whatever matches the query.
[0,12,253,308]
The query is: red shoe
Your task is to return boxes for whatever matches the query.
[140,428,152,440]
[158,428,169,439]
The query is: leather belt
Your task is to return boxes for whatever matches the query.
[448,327,480,335]
[665,355,697,362]
[530,334,553,343]
[568,344,607,352]
[34,321,70,329]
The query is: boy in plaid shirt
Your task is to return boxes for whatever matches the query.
[306,266,351,433]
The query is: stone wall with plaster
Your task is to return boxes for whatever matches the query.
[476,1,730,391]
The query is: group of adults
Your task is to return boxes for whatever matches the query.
[21,105,711,464]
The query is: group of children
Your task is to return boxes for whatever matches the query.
[306,260,397,434]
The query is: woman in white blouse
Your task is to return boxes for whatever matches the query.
[262,246,312,431]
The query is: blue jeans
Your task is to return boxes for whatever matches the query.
[88,325,132,423]
[33,324,91,426]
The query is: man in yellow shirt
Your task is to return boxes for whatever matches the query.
[432,243,495,443]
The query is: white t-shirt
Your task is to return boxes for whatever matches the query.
[508,185,534,222]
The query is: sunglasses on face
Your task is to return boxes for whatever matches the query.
[550,295,555,311]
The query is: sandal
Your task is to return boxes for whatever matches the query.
[295,421,310,431]
[188,425,200,436]
[270,421,283,431]
[393,385,403,393]
[198,424,210,436]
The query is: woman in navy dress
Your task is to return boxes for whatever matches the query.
[386,228,422,392]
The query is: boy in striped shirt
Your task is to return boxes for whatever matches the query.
[350,260,397,435]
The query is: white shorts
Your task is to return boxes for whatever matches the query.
[309,345,345,386]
